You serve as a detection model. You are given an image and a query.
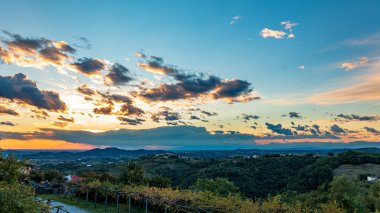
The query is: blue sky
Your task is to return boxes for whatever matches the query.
[0,0,379,149]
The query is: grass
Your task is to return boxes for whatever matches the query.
[40,194,154,213]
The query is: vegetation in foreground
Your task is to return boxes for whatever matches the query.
[0,152,48,213]
[4,150,380,212]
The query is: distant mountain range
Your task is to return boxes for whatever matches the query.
[6,146,380,160]
[7,147,170,159]
[81,147,170,157]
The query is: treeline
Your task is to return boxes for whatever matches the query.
[35,151,380,198]
[136,151,380,198]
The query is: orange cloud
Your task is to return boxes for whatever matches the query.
[0,139,100,150]
[339,57,369,71]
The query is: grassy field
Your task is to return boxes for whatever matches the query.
[40,194,154,213]
[333,163,380,177]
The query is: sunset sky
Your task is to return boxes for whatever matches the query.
[0,0,379,150]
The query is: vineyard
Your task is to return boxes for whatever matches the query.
[40,181,343,213]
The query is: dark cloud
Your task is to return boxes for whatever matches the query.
[3,31,48,53]
[0,105,19,116]
[70,57,106,76]
[150,56,163,63]
[138,78,255,103]
[190,115,201,120]
[100,93,133,104]
[310,124,322,136]
[265,123,293,135]
[337,114,379,122]
[0,121,15,126]
[200,110,218,117]
[292,124,308,132]
[241,114,260,122]
[212,79,253,101]
[93,105,113,115]
[119,104,144,116]
[283,112,302,119]
[151,110,181,123]
[364,127,380,134]
[313,124,321,134]
[188,108,218,117]
[57,115,74,123]
[76,84,96,96]
[176,73,221,94]
[38,46,70,66]
[136,57,257,103]
[138,84,189,101]
[0,73,66,111]
[166,121,179,126]
[105,63,133,86]
[117,117,145,125]
[31,109,49,119]
[330,124,346,134]
[189,115,209,122]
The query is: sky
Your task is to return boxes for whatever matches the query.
[0,0,379,150]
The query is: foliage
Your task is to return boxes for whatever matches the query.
[0,152,24,183]
[148,175,171,188]
[318,201,345,213]
[0,151,47,212]
[0,182,47,213]
[328,175,367,212]
[190,178,239,197]
[369,180,380,210]
[44,169,65,183]
[99,172,117,183]
[29,170,44,182]
[119,163,145,185]
[122,184,259,213]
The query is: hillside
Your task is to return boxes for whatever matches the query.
[334,163,380,177]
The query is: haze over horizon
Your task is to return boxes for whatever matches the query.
[0,0,379,150]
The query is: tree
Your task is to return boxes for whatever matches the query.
[369,180,380,211]
[149,176,171,188]
[119,163,145,185]
[80,171,98,182]
[190,178,239,197]
[99,172,117,183]
[0,151,47,212]
[0,182,48,213]
[29,171,44,183]
[328,176,366,212]
[44,169,65,183]
[0,153,23,183]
